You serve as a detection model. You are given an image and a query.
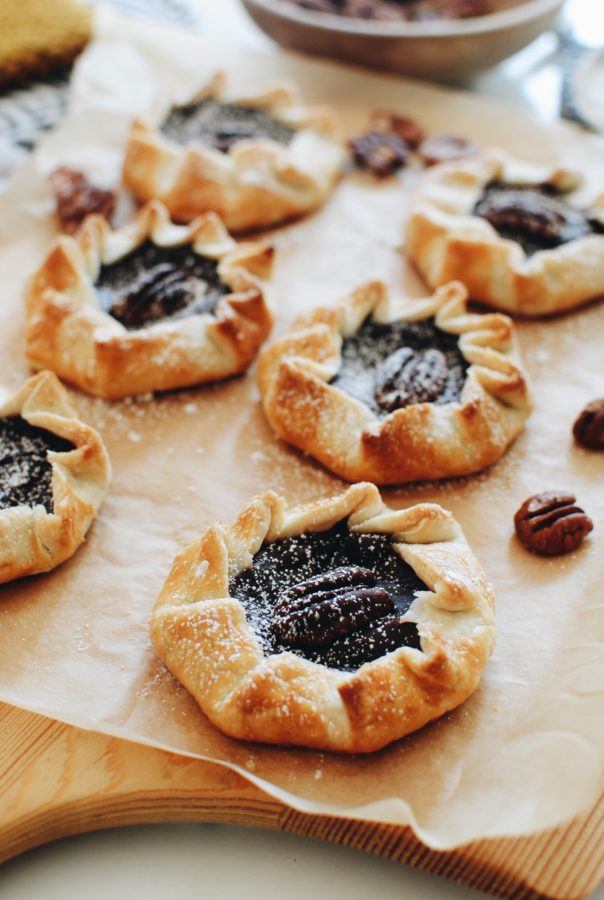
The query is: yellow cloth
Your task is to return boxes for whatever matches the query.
[0,0,91,87]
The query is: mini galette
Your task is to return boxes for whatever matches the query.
[405,151,604,316]
[26,201,274,399]
[257,280,532,485]
[151,482,496,753]
[123,72,345,232]
[0,371,110,584]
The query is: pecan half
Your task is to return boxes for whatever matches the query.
[272,565,394,650]
[371,111,425,148]
[48,166,115,235]
[109,263,194,329]
[475,188,592,249]
[349,130,411,178]
[418,133,478,167]
[375,347,448,412]
[514,492,593,556]
[573,399,604,450]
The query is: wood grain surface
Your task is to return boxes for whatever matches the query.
[0,700,601,900]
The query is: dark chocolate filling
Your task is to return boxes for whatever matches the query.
[96,241,231,330]
[474,182,598,256]
[0,416,74,513]
[229,521,425,672]
[161,99,296,153]
[331,318,468,417]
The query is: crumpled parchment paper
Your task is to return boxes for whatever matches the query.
[0,6,602,851]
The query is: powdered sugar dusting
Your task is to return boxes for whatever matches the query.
[230,521,424,672]
[332,318,467,416]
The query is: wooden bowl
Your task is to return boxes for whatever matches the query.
[240,0,564,81]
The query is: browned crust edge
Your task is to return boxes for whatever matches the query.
[257,280,532,485]
[0,370,111,583]
[405,151,604,317]
[151,482,496,754]
[122,73,345,231]
[26,201,274,399]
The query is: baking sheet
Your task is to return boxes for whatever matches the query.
[0,7,603,851]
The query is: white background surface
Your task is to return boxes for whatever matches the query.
[2,824,487,899]
[3,1,603,897]
[2,822,603,899]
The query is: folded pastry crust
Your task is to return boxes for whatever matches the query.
[151,482,496,753]
[122,73,345,231]
[0,371,110,584]
[405,151,604,316]
[26,201,274,400]
[257,280,532,485]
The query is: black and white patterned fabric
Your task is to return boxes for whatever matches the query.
[0,75,69,153]
[0,74,71,185]
[100,0,200,28]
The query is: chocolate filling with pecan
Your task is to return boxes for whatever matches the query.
[0,417,74,513]
[331,318,468,416]
[474,183,600,256]
[161,99,296,153]
[96,242,231,330]
[229,521,425,672]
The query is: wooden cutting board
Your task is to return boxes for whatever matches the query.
[1,700,601,900]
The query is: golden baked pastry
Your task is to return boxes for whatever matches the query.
[0,0,91,88]
[257,280,532,485]
[151,483,496,753]
[26,201,274,400]
[405,151,604,316]
[0,371,110,584]
[122,72,345,231]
